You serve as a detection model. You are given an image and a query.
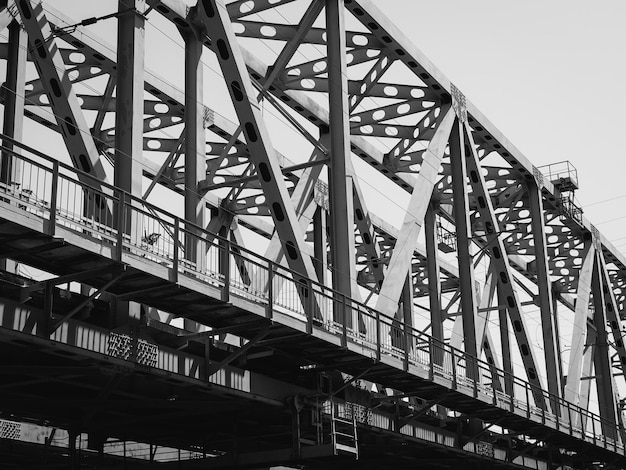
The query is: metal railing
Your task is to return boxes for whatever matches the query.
[537,161,579,191]
[0,136,624,455]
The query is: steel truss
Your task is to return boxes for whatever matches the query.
[0,0,625,468]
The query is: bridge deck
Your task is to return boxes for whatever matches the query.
[0,145,623,466]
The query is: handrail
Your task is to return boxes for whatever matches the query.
[0,135,624,454]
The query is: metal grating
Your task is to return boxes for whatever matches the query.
[344,402,372,425]
[450,83,467,123]
[108,332,158,367]
[532,165,544,188]
[590,224,601,249]
[0,420,21,440]
[314,180,329,211]
[202,105,215,127]
[476,440,494,458]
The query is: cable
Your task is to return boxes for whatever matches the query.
[585,194,626,208]
[48,7,138,38]
[596,215,626,226]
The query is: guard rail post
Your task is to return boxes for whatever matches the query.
[48,160,59,236]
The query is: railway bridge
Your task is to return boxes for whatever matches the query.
[0,1,625,469]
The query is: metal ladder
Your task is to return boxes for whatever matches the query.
[329,402,359,458]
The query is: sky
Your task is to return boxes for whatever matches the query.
[381,0,626,253]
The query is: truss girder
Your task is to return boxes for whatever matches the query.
[598,252,626,372]
[14,0,108,182]
[374,107,454,317]
[235,21,381,48]
[194,0,318,284]
[9,0,620,320]
[463,121,545,403]
[226,0,297,20]
[528,179,563,400]
[138,0,626,319]
[2,1,626,458]
[261,144,326,290]
[591,250,620,438]
[326,0,356,302]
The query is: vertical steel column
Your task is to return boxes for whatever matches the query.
[591,254,619,439]
[0,20,25,274]
[325,0,355,303]
[1,20,25,171]
[449,119,479,365]
[552,288,565,396]
[579,340,594,428]
[183,27,205,332]
[313,205,328,286]
[183,27,206,266]
[476,266,497,362]
[498,284,514,397]
[425,203,444,348]
[115,1,145,325]
[401,273,414,360]
[528,182,562,407]
[114,0,145,198]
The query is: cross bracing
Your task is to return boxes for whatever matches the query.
[0,0,625,468]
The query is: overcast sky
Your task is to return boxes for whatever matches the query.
[382,0,626,252]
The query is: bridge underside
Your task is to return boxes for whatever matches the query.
[0,1,625,470]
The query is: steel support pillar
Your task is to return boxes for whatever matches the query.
[425,203,444,367]
[463,121,545,404]
[528,182,562,408]
[597,251,626,376]
[114,0,145,198]
[402,273,414,357]
[424,204,443,338]
[115,0,146,325]
[449,119,478,366]
[0,19,25,273]
[476,266,498,368]
[1,20,25,171]
[498,283,514,397]
[313,205,328,286]
[579,340,594,430]
[196,0,319,291]
[591,253,619,439]
[325,0,355,304]
[183,26,206,273]
[552,287,565,396]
